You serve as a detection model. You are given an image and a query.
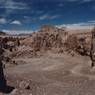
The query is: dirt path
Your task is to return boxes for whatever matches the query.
[6,53,95,95]
[7,53,91,80]
[71,60,95,80]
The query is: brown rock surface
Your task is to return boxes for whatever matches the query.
[1,27,95,95]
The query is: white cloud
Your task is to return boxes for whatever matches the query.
[11,20,21,25]
[39,14,49,20]
[0,0,28,10]
[88,20,95,23]
[6,1,28,10]
[0,0,29,17]
[39,14,61,20]
[50,15,61,19]
[3,30,33,35]
[0,18,7,24]
[57,20,95,30]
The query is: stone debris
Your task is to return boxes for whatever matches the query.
[19,81,30,90]
[10,88,18,95]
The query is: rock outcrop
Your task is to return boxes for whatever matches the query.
[21,25,67,52]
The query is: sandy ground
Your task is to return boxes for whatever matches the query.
[4,52,95,95]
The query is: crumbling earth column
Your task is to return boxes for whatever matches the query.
[90,28,95,67]
[0,46,7,91]
[0,38,14,94]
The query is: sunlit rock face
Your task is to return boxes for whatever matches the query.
[39,25,66,33]
[29,25,67,51]
[40,25,57,32]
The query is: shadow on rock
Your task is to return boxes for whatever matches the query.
[0,86,15,94]
[0,62,14,94]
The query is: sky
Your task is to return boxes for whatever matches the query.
[0,0,95,33]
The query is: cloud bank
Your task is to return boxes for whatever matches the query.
[57,21,95,30]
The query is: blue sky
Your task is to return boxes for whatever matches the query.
[0,0,95,32]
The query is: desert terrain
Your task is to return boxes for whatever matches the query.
[0,25,95,95]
